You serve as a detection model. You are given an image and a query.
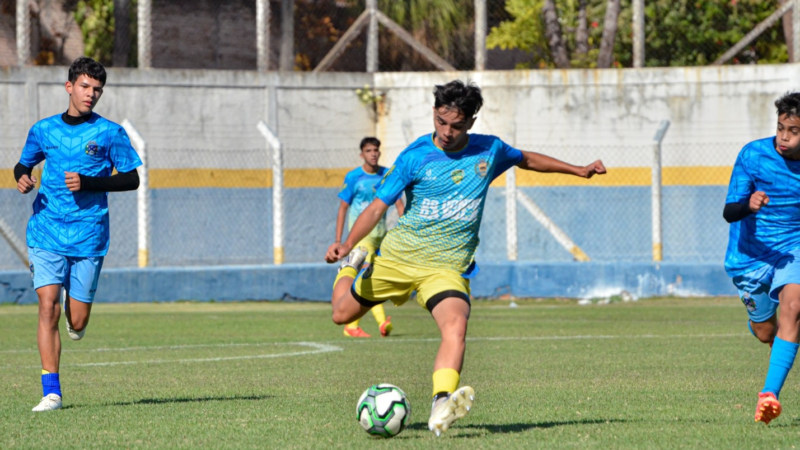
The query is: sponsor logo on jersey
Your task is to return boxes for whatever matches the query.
[422,168,437,181]
[475,159,488,178]
[380,165,395,185]
[85,140,100,157]
[451,169,465,184]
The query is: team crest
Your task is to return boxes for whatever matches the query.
[339,183,348,193]
[85,140,100,157]
[741,292,756,312]
[474,159,489,178]
[380,165,395,185]
[451,169,465,184]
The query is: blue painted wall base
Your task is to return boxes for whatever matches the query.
[0,262,737,304]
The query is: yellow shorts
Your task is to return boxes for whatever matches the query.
[351,256,470,312]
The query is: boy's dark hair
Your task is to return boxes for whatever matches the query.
[68,56,107,86]
[775,92,800,118]
[433,80,483,118]
[360,137,381,150]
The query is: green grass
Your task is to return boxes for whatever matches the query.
[1,298,799,449]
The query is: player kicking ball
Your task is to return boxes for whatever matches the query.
[325,80,605,436]
[15,57,142,411]
[334,137,404,338]
[723,92,800,425]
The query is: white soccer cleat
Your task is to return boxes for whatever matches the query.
[339,246,369,272]
[65,318,85,341]
[428,386,475,437]
[31,394,62,412]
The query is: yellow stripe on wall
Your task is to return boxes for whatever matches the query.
[0,166,736,189]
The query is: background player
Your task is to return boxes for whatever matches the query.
[14,56,142,412]
[723,92,800,425]
[334,137,404,338]
[325,80,605,436]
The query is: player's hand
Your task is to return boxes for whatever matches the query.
[17,174,37,194]
[65,171,81,192]
[581,160,607,178]
[325,242,352,263]
[749,191,769,212]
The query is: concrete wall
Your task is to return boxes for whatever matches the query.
[1,64,798,277]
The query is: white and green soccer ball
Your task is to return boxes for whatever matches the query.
[356,384,411,437]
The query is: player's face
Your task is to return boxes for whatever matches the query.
[360,144,381,167]
[776,113,800,159]
[65,74,104,116]
[433,106,475,151]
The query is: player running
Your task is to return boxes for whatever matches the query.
[334,137,404,338]
[14,57,142,412]
[325,80,606,436]
[723,92,800,425]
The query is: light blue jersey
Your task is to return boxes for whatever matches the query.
[725,137,800,277]
[19,113,142,257]
[375,133,522,273]
[338,166,389,242]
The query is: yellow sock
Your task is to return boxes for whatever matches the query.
[345,319,360,329]
[41,369,50,375]
[333,266,358,290]
[432,368,460,397]
[371,303,387,324]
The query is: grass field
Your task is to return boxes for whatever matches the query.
[1,297,798,449]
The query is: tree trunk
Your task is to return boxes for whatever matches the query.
[597,0,620,68]
[542,0,570,68]
[574,0,589,56]
[781,0,793,62]
[113,0,130,67]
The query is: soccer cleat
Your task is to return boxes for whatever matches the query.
[379,316,393,337]
[61,295,85,341]
[754,392,782,424]
[343,327,371,338]
[31,394,62,412]
[339,246,369,272]
[428,386,475,437]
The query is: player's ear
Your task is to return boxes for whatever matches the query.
[65,81,73,95]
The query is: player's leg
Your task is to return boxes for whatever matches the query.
[732,267,778,345]
[333,246,372,331]
[755,259,800,424]
[335,257,412,329]
[62,256,103,341]
[29,248,66,412]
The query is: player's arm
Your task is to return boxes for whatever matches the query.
[14,162,37,194]
[64,170,140,192]
[516,150,606,178]
[335,200,349,243]
[723,191,768,223]
[325,198,390,263]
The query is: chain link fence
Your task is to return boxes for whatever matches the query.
[0,0,794,70]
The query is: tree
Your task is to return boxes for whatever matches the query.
[596,0,619,68]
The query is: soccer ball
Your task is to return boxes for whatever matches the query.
[356,384,411,437]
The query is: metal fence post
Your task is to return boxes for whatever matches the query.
[137,0,152,68]
[257,121,284,265]
[122,120,149,267]
[16,0,29,66]
[257,0,271,71]
[474,0,487,70]
[652,120,670,262]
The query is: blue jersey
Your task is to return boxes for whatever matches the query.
[338,166,389,243]
[19,113,142,257]
[724,137,800,276]
[375,133,523,273]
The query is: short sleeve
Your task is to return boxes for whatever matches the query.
[19,126,45,168]
[338,172,355,204]
[109,127,143,173]
[376,153,415,205]
[490,138,523,181]
[726,150,754,204]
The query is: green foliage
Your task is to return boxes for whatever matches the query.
[488,0,788,68]
[75,0,114,65]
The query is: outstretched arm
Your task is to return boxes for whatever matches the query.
[516,151,606,178]
[335,200,349,244]
[325,198,390,263]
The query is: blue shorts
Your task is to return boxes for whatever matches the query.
[730,253,800,323]
[28,247,104,303]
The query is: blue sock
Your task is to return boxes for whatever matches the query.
[762,337,799,399]
[41,372,61,397]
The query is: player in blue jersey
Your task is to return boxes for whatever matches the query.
[334,137,404,338]
[723,92,800,425]
[14,57,142,412]
[325,80,606,436]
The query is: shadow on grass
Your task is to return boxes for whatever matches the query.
[405,418,624,436]
[97,394,273,408]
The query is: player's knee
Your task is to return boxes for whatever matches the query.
[781,296,800,319]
